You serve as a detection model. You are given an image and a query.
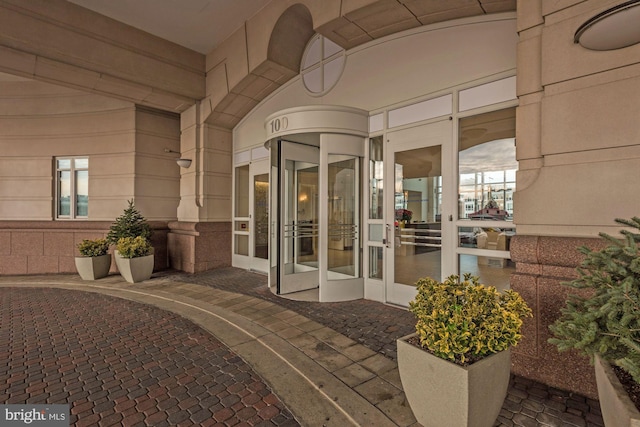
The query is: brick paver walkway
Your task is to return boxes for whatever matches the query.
[171,268,606,427]
[0,268,606,427]
[0,287,298,426]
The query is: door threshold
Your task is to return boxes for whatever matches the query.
[279,287,319,302]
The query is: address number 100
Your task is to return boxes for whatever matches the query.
[268,117,288,134]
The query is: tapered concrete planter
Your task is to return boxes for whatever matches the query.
[397,333,511,427]
[595,355,640,427]
[75,254,111,280]
[114,251,154,283]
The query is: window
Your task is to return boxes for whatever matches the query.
[56,157,88,219]
[301,34,345,95]
[457,108,516,290]
[234,164,250,256]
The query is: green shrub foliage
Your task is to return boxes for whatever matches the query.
[549,217,640,383]
[77,238,109,257]
[409,274,532,365]
[116,236,153,259]
[107,200,152,245]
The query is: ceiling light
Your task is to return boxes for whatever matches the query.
[574,0,640,50]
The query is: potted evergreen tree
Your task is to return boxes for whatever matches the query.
[549,217,640,427]
[107,200,154,283]
[74,238,111,280]
[397,274,532,427]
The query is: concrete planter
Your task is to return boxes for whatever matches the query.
[595,355,640,427]
[74,254,111,280]
[397,333,511,427]
[114,251,154,283]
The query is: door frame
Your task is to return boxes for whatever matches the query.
[384,119,455,306]
[273,139,320,295]
[249,159,270,273]
[319,133,365,302]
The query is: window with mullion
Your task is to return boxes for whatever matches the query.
[56,157,89,219]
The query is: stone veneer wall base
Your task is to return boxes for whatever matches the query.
[0,221,169,275]
[167,221,231,273]
[510,235,608,399]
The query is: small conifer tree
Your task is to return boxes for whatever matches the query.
[106,200,152,245]
[549,217,640,383]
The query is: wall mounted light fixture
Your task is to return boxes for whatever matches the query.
[574,0,640,50]
[164,149,192,168]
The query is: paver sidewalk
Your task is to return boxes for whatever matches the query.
[1,269,605,427]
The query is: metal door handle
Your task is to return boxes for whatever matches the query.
[384,224,391,248]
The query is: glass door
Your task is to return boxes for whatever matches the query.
[385,120,453,306]
[326,155,359,280]
[251,161,270,272]
[270,139,320,294]
[319,133,364,302]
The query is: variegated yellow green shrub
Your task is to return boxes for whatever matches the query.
[409,274,532,365]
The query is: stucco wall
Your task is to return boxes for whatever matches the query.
[515,0,640,237]
[234,14,518,150]
[0,80,181,221]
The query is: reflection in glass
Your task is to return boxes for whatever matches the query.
[235,234,249,256]
[369,246,383,280]
[76,170,88,217]
[284,161,318,274]
[459,254,514,293]
[458,109,516,220]
[235,165,250,217]
[369,136,383,219]
[254,173,269,260]
[458,227,515,251]
[58,170,71,217]
[328,156,359,279]
[394,145,442,286]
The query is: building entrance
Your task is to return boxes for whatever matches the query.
[268,134,364,302]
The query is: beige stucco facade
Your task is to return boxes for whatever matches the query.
[1,0,638,397]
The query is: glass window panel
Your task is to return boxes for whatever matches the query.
[369,136,383,219]
[235,165,250,217]
[57,159,71,169]
[459,227,515,250]
[368,224,383,242]
[302,36,321,70]
[254,173,269,260]
[284,161,318,274]
[234,234,249,256]
[394,145,442,285]
[323,37,342,58]
[270,154,278,274]
[75,170,88,217]
[459,254,514,293]
[303,67,322,93]
[58,170,71,217]
[368,246,383,280]
[327,156,359,279]
[74,158,89,169]
[458,108,517,220]
[323,56,345,91]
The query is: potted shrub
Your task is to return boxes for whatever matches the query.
[107,200,154,282]
[397,274,532,427]
[74,238,111,280]
[114,236,154,283]
[549,217,640,427]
